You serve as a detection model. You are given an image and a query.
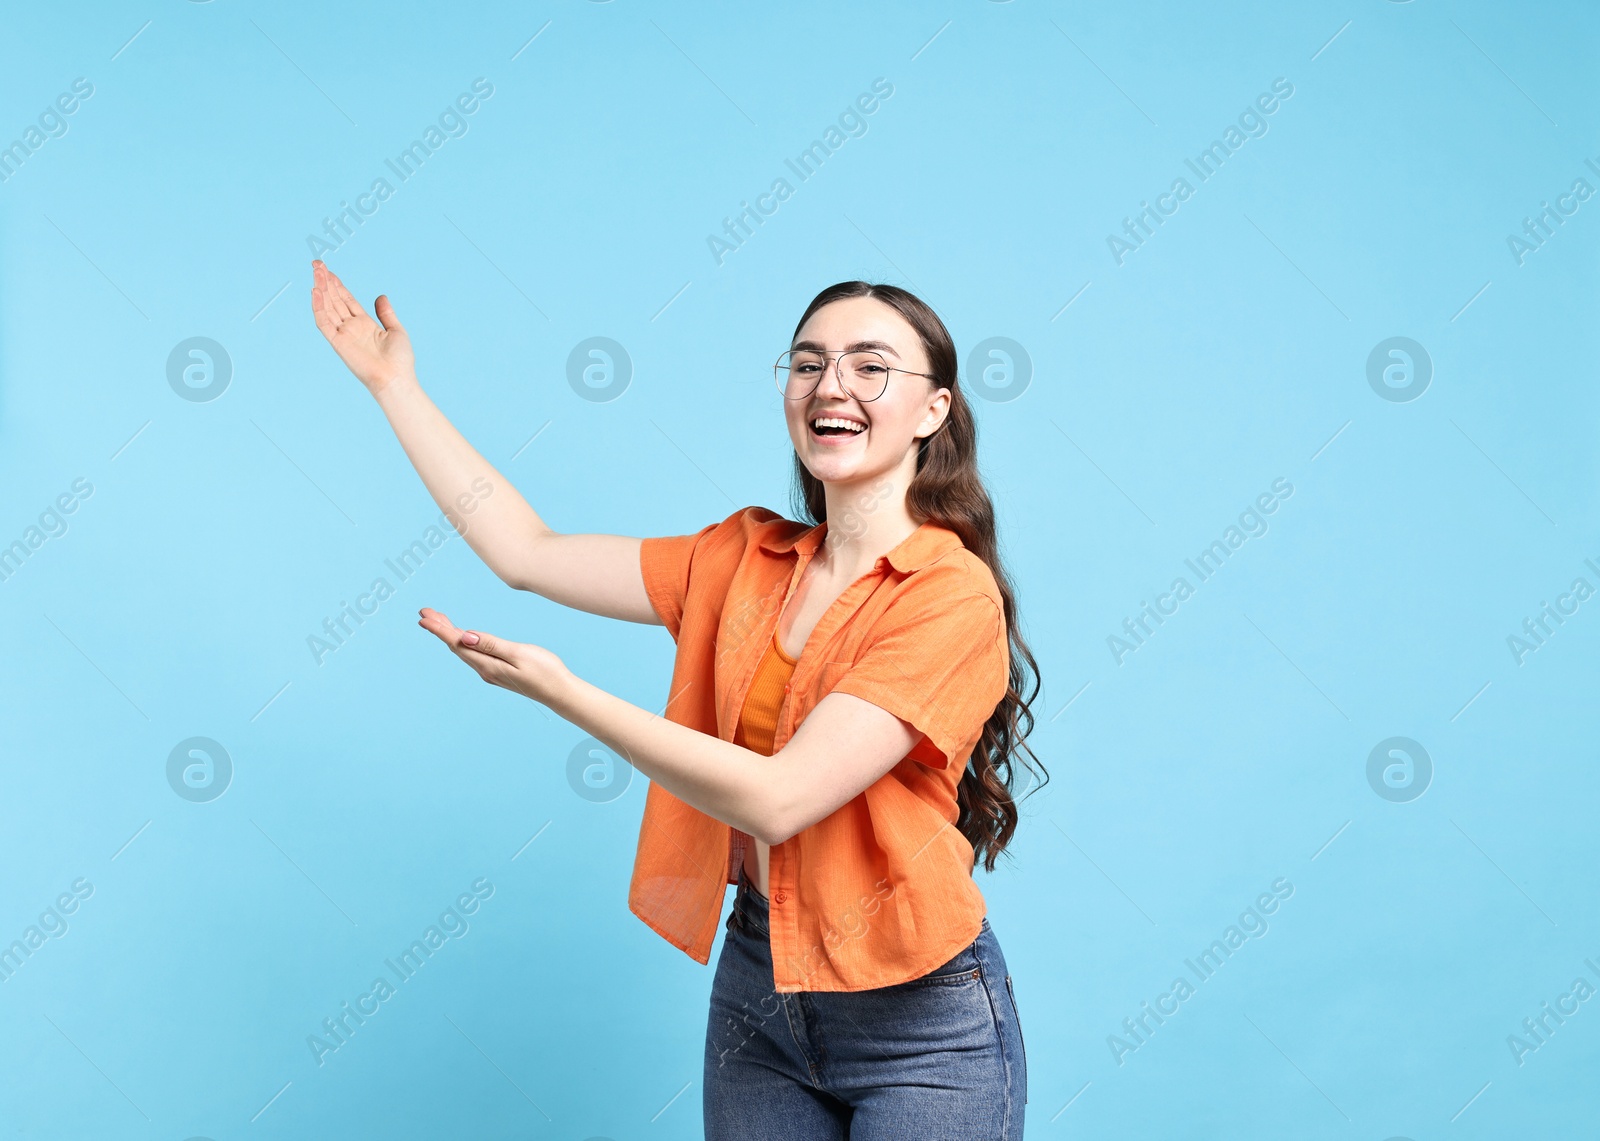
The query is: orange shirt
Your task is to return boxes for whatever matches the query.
[632,505,1010,992]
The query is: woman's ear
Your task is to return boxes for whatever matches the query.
[917,389,952,439]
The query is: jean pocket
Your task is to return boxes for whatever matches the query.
[897,940,983,989]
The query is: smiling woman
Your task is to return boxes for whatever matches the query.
[310,263,1044,1139]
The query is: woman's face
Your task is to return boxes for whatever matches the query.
[783,296,949,487]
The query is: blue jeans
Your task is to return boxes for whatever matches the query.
[704,865,1028,1139]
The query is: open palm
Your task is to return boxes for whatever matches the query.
[310,259,415,395]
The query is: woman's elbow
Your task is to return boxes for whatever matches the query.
[754,783,801,847]
[752,814,794,848]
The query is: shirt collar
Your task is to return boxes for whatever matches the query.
[758,515,963,573]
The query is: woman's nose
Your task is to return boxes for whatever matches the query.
[815,356,852,399]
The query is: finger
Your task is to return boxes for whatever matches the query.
[374,294,403,332]
[319,285,351,325]
[311,263,330,313]
[452,641,498,673]
[418,609,511,665]
[311,284,337,334]
[416,614,517,691]
[316,265,355,323]
[419,614,493,671]
[418,606,455,631]
[447,646,502,688]
[417,610,500,661]
[328,269,365,321]
[418,615,454,645]
[462,645,505,673]
[417,608,460,642]
[330,283,357,324]
[311,276,344,334]
[464,630,496,656]
[450,639,513,689]
[450,627,501,659]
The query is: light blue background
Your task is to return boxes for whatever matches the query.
[1,1,1596,1137]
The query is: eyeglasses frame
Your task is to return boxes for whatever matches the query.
[773,348,939,403]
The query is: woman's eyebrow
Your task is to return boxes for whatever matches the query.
[790,338,903,358]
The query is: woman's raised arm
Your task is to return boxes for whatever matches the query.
[311,260,659,625]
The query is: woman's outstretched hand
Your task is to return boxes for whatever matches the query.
[417,607,570,706]
[311,259,416,396]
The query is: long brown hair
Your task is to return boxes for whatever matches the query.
[787,281,1046,872]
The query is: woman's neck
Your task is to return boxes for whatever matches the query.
[816,479,920,580]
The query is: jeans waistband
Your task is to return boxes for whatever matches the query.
[731,865,770,938]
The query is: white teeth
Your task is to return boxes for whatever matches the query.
[812,417,865,433]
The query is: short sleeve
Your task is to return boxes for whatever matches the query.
[639,525,716,642]
[638,507,759,642]
[828,590,1009,769]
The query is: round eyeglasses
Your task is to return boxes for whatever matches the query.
[774,349,936,403]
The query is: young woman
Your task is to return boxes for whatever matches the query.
[311,262,1044,1138]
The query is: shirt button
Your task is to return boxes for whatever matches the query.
[774,890,789,904]
[783,683,790,691]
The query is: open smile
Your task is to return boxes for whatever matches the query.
[808,413,867,445]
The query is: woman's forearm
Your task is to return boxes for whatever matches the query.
[374,373,551,586]
[546,669,785,844]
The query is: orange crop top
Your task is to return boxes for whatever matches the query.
[733,628,798,755]
[730,629,798,880]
